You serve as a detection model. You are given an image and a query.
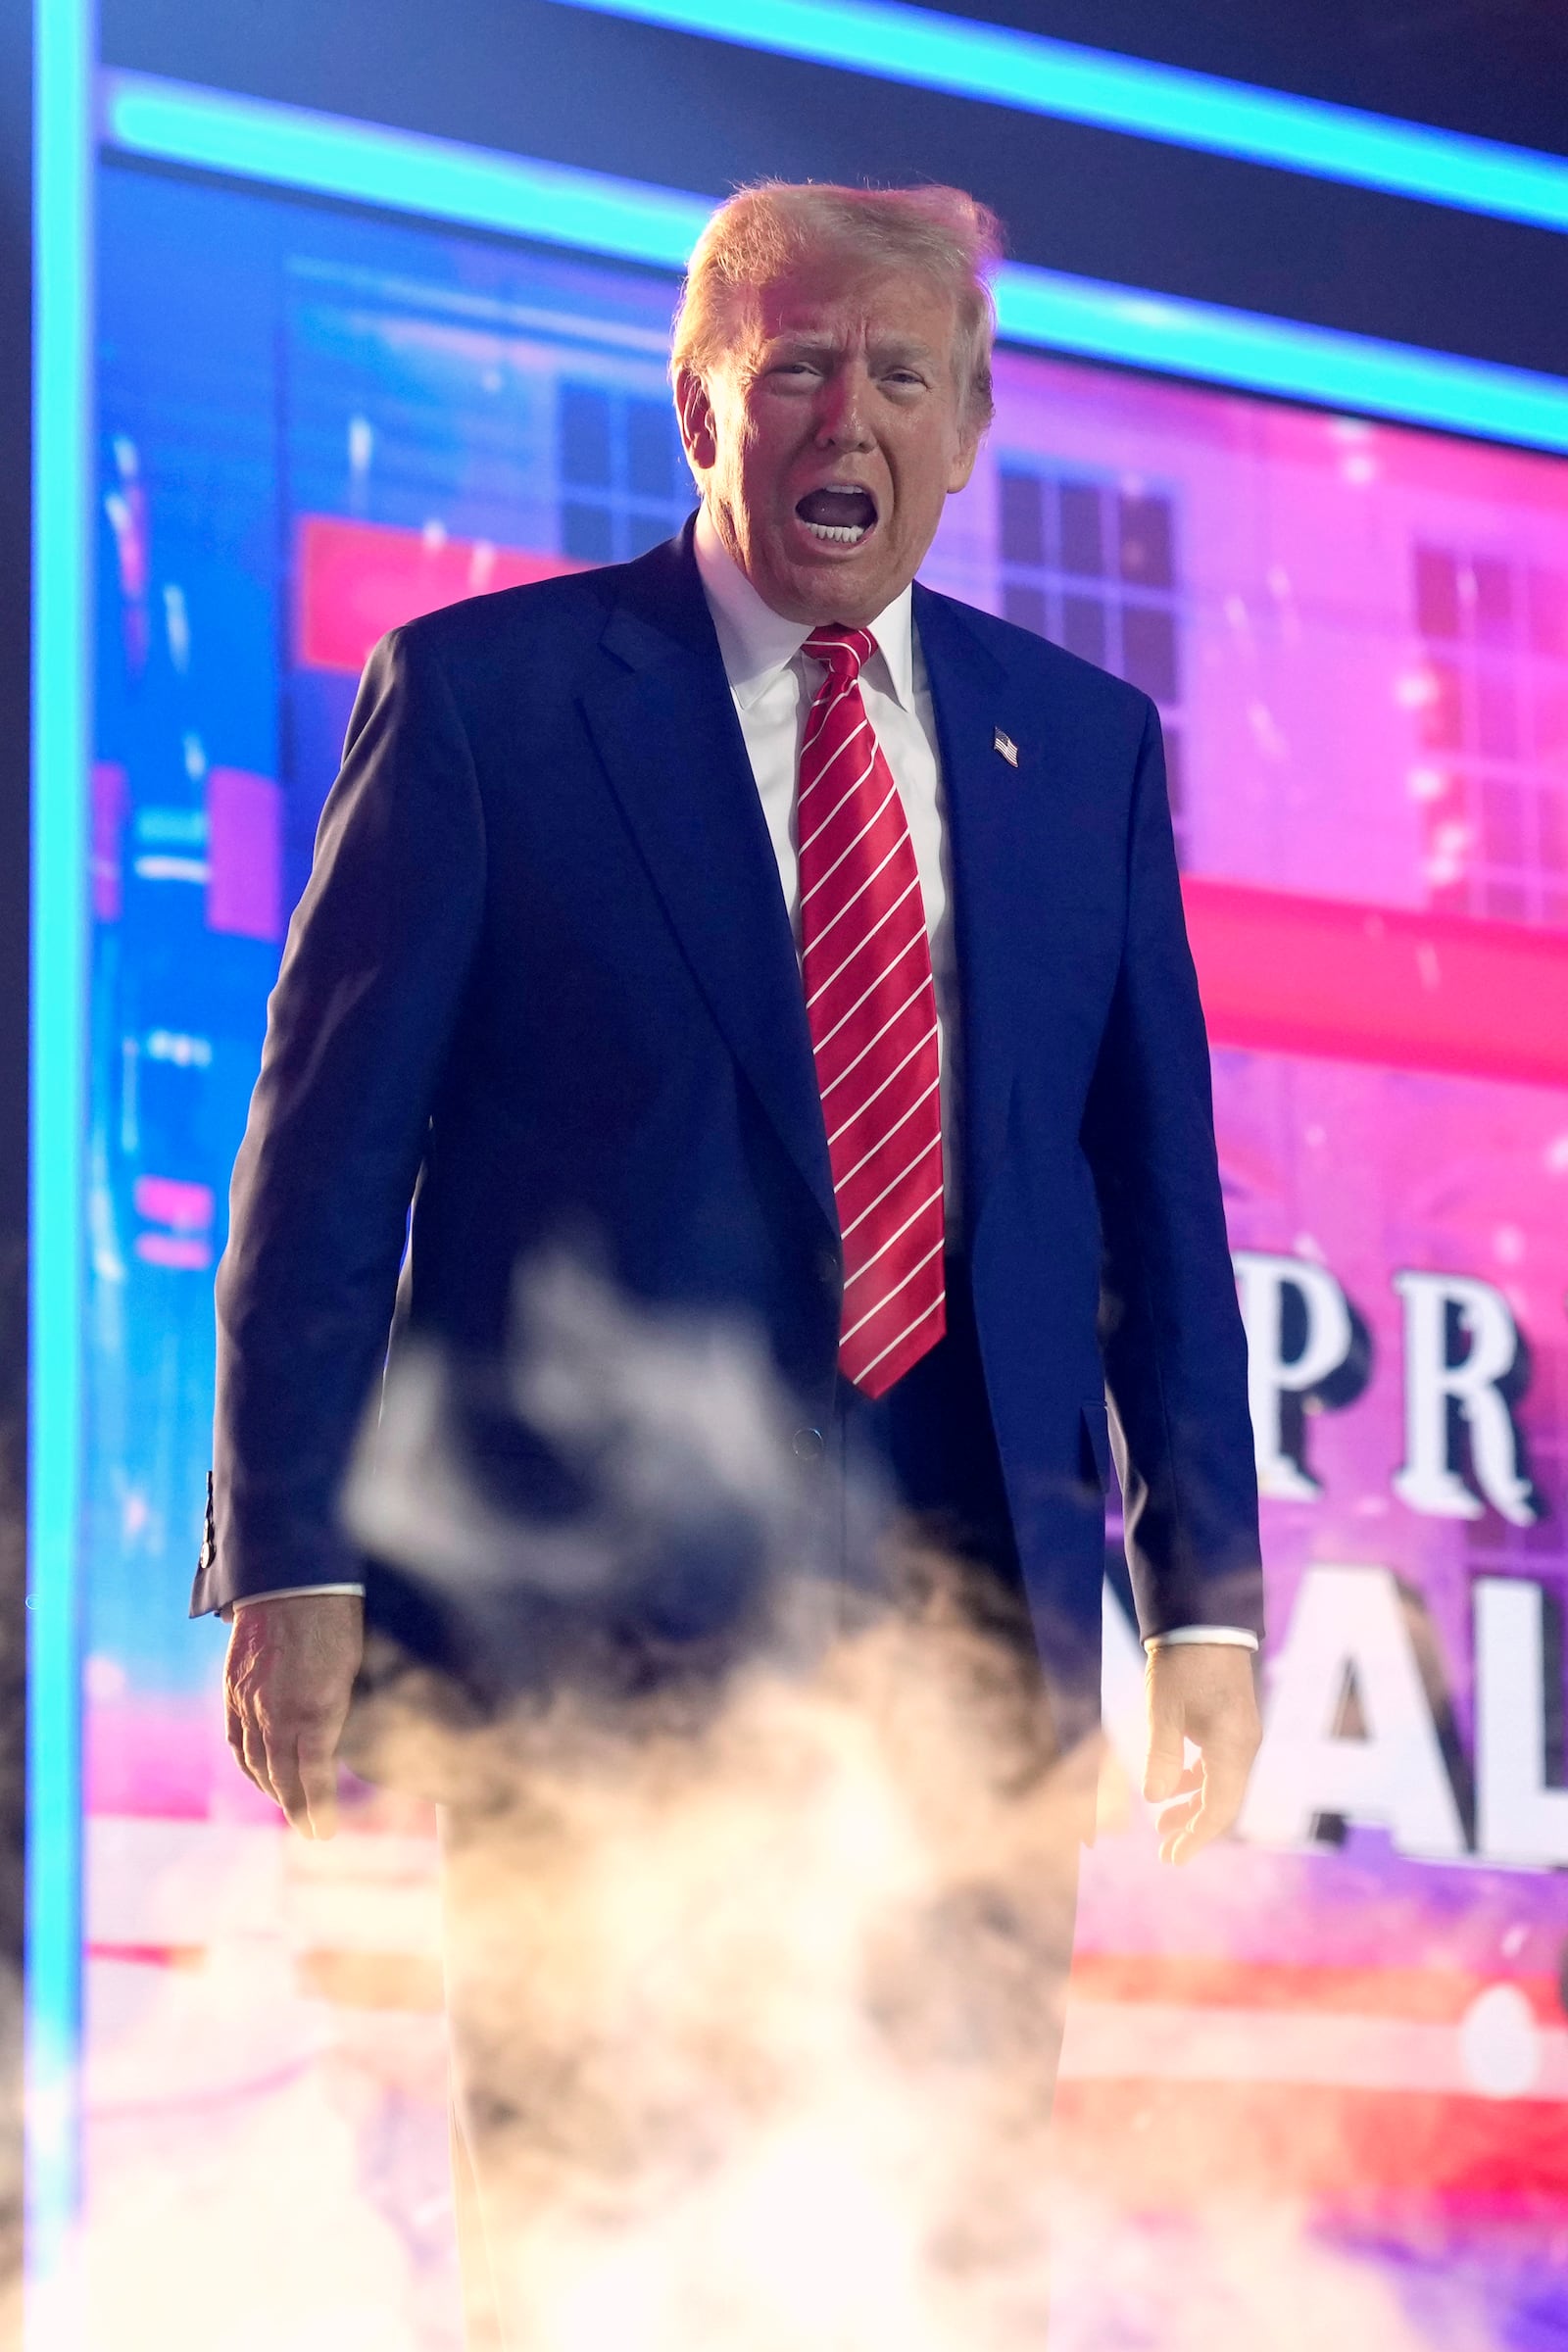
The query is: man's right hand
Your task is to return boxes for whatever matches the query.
[223,1592,365,1839]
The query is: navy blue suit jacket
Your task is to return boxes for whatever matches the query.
[194,521,1263,1740]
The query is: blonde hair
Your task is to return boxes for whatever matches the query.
[671,181,1003,434]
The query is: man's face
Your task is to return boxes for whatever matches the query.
[678,255,981,625]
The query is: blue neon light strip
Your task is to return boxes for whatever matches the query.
[30,0,93,2312]
[102,72,1568,458]
[553,0,1568,236]
[992,270,1568,456]
[101,70,710,267]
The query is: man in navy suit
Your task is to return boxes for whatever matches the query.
[203,174,1262,1828]
[201,182,1262,2259]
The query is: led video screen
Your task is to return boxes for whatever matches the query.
[86,157,1568,2343]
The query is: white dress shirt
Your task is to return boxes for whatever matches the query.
[239,511,1256,1652]
[692,503,962,1208]
[689,510,1253,1660]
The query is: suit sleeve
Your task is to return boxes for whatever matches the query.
[1080,698,1265,1644]
[192,625,485,1614]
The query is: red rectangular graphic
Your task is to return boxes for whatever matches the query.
[296,515,590,673]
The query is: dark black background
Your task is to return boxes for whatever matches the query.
[1,0,32,2271]
[0,0,30,1275]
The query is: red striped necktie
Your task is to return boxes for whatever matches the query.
[797,624,946,1398]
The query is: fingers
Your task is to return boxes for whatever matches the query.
[244,1702,349,1838]
[220,1593,363,1837]
[1152,1760,1202,1864]
[225,1698,266,1796]
[225,1619,280,1807]
[1155,1798,1201,1865]
[226,1687,280,1805]
[1141,1713,1188,1804]
[225,1679,291,1815]
[1190,1741,1255,1850]
[1145,1645,1262,1864]
[265,1724,316,1838]
[298,1733,342,1841]
[266,1717,345,1840]
[231,1714,342,1838]
[1142,1648,1202,1803]
[1159,1742,1256,1865]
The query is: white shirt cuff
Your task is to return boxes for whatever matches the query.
[231,1584,367,1607]
[1144,1625,1259,1652]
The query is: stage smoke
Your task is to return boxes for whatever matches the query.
[76,1262,1499,2349]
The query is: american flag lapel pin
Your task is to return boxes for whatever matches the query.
[993,725,1019,767]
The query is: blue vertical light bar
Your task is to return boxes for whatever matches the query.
[28,0,93,2322]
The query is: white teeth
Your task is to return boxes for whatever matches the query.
[805,521,867,544]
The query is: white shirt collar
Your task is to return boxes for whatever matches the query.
[693,500,916,713]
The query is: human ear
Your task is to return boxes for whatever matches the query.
[675,367,719,475]
[947,421,981,495]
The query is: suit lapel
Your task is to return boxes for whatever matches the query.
[580,530,837,1237]
[913,584,1025,1234]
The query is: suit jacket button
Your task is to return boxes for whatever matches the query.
[792,1426,825,1461]
[198,1469,217,1574]
[817,1252,839,1289]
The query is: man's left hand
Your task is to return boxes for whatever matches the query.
[1142,1643,1261,1866]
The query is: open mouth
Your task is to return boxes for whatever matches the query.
[794,484,879,546]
